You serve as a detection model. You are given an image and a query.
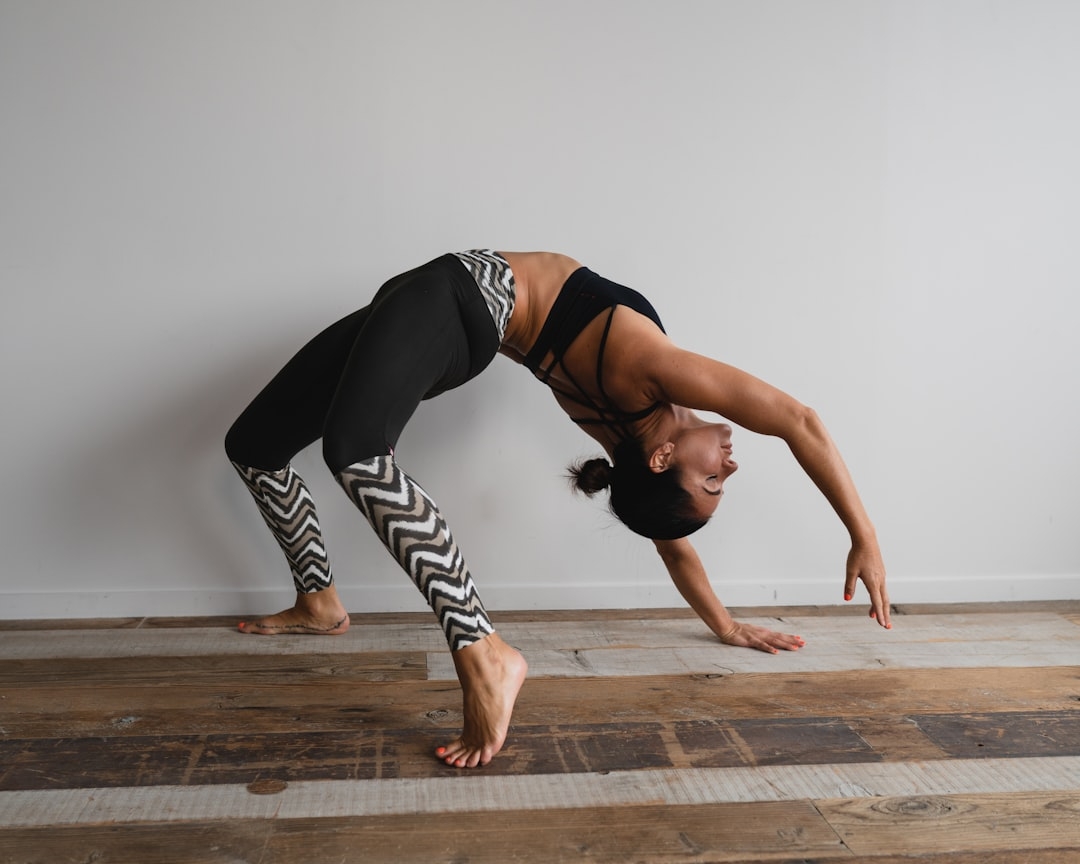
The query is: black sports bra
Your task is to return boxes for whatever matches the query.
[522,267,666,439]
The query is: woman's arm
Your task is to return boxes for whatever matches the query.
[645,345,891,628]
[654,537,805,653]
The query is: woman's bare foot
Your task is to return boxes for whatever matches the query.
[237,585,350,635]
[436,632,528,768]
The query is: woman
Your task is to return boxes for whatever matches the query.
[224,250,890,769]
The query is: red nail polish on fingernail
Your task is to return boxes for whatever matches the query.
[844,593,852,602]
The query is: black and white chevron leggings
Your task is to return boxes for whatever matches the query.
[225,251,515,651]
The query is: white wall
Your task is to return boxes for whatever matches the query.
[2,0,1077,620]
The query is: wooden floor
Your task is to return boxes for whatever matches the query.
[1,601,1079,863]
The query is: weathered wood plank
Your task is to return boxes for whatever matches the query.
[4,613,1077,674]
[887,600,1080,617]
[849,714,953,762]
[4,758,1079,827]
[911,710,1080,758]
[5,599,1076,632]
[0,616,144,632]
[0,624,451,658]
[428,612,1080,678]
[0,729,416,791]
[674,717,879,768]
[0,821,272,864]
[9,663,1077,719]
[819,791,1080,855]
[264,802,845,863]
[0,650,429,686]
[0,714,905,790]
[0,803,844,864]
[4,824,1077,864]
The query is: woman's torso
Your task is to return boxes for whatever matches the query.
[499,251,671,454]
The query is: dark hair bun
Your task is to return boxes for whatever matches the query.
[568,456,612,496]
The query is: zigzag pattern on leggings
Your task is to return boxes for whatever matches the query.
[335,455,495,651]
[231,461,333,594]
[453,249,516,341]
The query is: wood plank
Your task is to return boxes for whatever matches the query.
[427,612,1080,679]
[674,717,879,768]
[0,803,844,864]
[887,600,1080,616]
[848,714,952,762]
[5,613,1077,671]
[4,599,1075,632]
[0,716,889,790]
[0,729,415,791]
[263,802,845,863]
[819,791,1080,855]
[3,825,1076,864]
[0,624,451,658]
[8,664,1076,723]
[0,650,429,686]
[4,757,1079,826]
[0,821,272,864]
[911,710,1080,758]
[0,616,144,632]
[512,666,1080,723]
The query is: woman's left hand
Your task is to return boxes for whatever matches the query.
[718,620,806,654]
[844,541,891,628]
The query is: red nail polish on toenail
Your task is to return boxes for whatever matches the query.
[436,747,446,755]
[844,593,852,601]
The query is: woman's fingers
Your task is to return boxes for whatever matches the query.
[750,624,804,653]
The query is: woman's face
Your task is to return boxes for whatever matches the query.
[671,422,739,518]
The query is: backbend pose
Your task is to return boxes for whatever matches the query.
[224,250,890,768]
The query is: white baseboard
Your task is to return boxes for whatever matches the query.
[2,574,1077,621]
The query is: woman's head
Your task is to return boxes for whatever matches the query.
[568,422,738,540]
[568,439,708,540]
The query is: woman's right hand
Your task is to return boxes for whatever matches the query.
[718,620,806,654]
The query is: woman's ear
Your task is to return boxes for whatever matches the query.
[649,442,675,473]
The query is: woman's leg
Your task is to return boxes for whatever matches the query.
[224,307,370,633]
[320,264,496,651]
[335,456,494,651]
[320,260,527,766]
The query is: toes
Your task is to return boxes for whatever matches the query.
[436,741,465,765]
[436,740,490,769]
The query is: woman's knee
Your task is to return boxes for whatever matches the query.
[225,409,304,471]
[321,425,385,476]
[224,415,253,465]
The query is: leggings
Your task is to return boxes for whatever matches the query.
[225,251,513,650]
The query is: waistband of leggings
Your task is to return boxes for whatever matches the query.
[452,249,516,342]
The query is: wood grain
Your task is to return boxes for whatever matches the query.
[263,803,846,863]
[820,791,1080,855]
